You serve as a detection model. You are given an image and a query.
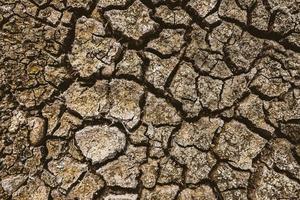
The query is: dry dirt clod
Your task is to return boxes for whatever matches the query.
[105,1,158,40]
[178,185,217,200]
[28,117,46,146]
[213,120,267,170]
[75,125,126,164]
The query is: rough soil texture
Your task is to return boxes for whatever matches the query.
[0,0,300,200]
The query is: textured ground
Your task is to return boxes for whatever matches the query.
[0,0,300,199]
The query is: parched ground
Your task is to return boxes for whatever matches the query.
[0,0,300,199]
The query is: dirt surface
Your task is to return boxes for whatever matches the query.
[0,0,300,199]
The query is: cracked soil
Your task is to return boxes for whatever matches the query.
[0,0,300,199]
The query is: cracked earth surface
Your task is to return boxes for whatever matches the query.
[0,0,300,199]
